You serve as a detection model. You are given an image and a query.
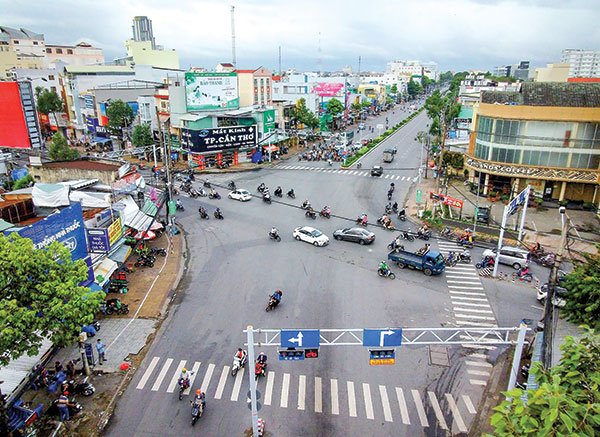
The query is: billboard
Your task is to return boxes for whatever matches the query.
[0,82,31,148]
[181,125,257,153]
[263,110,275,132]
[313,82,344,97]
[185,73,239,111]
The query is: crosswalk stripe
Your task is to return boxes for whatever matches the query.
[456,320,497,327]
[331,379,339,415]
[454,306,493,313]
[447,280,483,285]
[184,361,202,395]
[297,375,306,410]
[395,176,401,180]
[200,363,215,393]
[446,273,479,278]
[379,385,393,422]
[467,369,491,377]
[449,291,486,296]
[462,394,477,414]
[385,174,390,179]
[363,383,374,420]
[411,390,429,427]
[264,371,274,406]
[455,313,496,321]
[448,285,485,290]
[451,296,489,302]
[137,356,160,390]
[360,172,368,176]
[470,379,488,386]
[428,391,448,430]
[314,377,323,413]
[446,265,477,270]
[401,176,406,181]
[281,373,290,408]
[347,381,357,417]
[396,387,410,425]
[214,365,229,399]
[230,368,244,401]
[446,393,467,433]
[166,359,187,393]
[469,353,489,359]
[151,358,173,391]
[453,301,492,308]
[466,360,493,368]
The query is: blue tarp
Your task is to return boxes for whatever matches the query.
[92,137,111,144]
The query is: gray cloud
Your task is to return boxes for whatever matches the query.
[1,0,599,72]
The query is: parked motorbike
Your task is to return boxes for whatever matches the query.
[269,231,281,242]
[150,247,167,257]
[377,267,396,279]
[231,351,247,377]
[214,210,224,220]
[209,191,221,200]
[64,376,95,397]
[319,208,331,218]
[305,209,316,219]
[134,255,155,268]
[101,298,129,315]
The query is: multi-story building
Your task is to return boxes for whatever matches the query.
[494,65,510,77]
[0,26,46,78]
[123,40,179,70]
[458,75,521,108]
[387,60,424,79]
[534,63,570,83]
[132,16,156,49]
[465,82,600,205]
[45,42,104,67]
[561,49,600,78]
[422,61,439,81]
[236,67,273,107]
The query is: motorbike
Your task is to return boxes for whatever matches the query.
[387,240,405,251]
[150,247,167,257]
[257,184,267,194]
[444,254,458,267]
[191,400,204,426]
[188,188,199,198]
[232,352,247,377]
[541,253,556,268]
[287,190,296,199]
[203,180,211,188]
[377,267,396,279]
[197,188,208,197]
[100,299,129,315]
[513,267,533,280]
[274,188,283,197]
[357,162,362,169]
[457,237,474,248]
[387,191,393,201]
[228,181,236,190]
[397,210,406,221]
[198,209,209,220]
[441,226,452,238]
[356,215,368,227]
[255,361,267,380]
[263,193,272,204]
[301,201,312,210]
[476,256,495,269]
[305,210,316,219]
[269,231,281,242]
[266,296,280,312]
[416,230,432,240]
[176,203,185,211]
[319,208,331,218]
[209,191,221,200]
[214,210,224,220]
[458,252,472,263]
[399,229,414,241]
[47,396,82,419]
[64,376,95,397]
[134,256,155,268]
[385,205,393,215]
[178,378,190,400]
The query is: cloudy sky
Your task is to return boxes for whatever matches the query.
[2,0,599,73]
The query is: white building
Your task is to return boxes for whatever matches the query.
[560,49,600,78]
[422,61,439,81]
[386,60,424,82]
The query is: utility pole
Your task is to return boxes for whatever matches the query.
[358,56,361,75]
[246,326,259,437]
[542,208,568,369]
[278,45,282,77]
[156,107,174,231]
[433,106,448,218]
[231,6,236,68]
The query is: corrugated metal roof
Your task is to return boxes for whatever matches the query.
[65,65,134,74]
[0,26,43,40]
[0,338,53,399]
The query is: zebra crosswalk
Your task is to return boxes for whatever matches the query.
[134,355,474,431]
[273,165,415,181]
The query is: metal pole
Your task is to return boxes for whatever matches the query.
[79,341,91,376]
[506,321,528,399]
[246,326,259,437]
[517,186,531,244]
[492,204,508,278]
[473,172,481,235]
[542,210,568,369]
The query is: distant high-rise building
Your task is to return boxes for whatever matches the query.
[561,49,600,78]
[132,16,155,49]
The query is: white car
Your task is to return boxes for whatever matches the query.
[292,226,329,247]
[228,189,252,201]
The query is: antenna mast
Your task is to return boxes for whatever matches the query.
[231,5,236,67]
[278,45,282,76]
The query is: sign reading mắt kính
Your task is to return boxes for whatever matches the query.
[181,125,257,153]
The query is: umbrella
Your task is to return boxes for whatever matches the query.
[133,230,157,241]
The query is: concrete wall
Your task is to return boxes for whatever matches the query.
[29,167,119,185]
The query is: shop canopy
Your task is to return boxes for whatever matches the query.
[94,257,118,287]
[92,137,111,144]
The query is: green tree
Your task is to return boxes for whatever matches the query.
[560,245,600,328]
[48,132,79,161]
[13,174,33,190]
[35,87,64,129]
[290,98,320,130]
[106,99,134,137]
[407,79,423,97]
[132,123,154,148]
[351,102,362,112]
[360,100,372,109]
[0,234,105,366]
[489,327,600,436]
[422,76,434,87]
[439,71,453,82]
[429,116,442,137]
[326,98,344,117]
[425,90,444,120]
[390,84,398,94]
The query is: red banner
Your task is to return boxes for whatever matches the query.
[430,192,463,209]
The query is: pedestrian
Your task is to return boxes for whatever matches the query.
[65,359,77,378]
[96,339,106,365]
[54,361,63,375]
[58,392,70,421]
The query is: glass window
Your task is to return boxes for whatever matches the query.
[491,147,500,162]
[522,150,531,165]
[505,148,516,163]
[547,151,569,168]
[56,48,63,54]
[67,49,73,54]
[529,150,540,166]
[33,41,38,45]
[254,79,258,86]
[538,152,550,167]
[46,48,52,53]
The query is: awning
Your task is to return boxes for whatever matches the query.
[141,200,158,217]
[0,218,14,232]
[92,137,112,144]
[94,257,118,286]
[108,244,131,264]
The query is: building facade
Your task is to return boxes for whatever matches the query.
[132,16,156,49]
[534,63,570,83]
[0,26,46,78]
[561,49,600,78]
[124,40,179,70]
[45,42,104,66]
[236,67,273,107]
[466,82,600,205]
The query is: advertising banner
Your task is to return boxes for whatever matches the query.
[86,228,110,253]
[107,217,123,246]
[185,73,239,111]
[313,83,344,97]
[263,110,275,132]
[181,125,257,153]
[0,82,31,149]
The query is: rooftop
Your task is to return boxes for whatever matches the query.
[65,65,134,74]
[0,26,43,41]
[40,159,121,171]
[481,82,600,107]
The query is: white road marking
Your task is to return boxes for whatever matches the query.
[456,320,497,327]
[166,359,187,393]
[314,377,323,413]
[453,306,493,313]
[401,176,406,181]
[450,301,491,307]
[447,280,484,285]
[363,383,374,420]
[137,356,160,390]
[360,171,368,176]
[396,387,410,425]
[184,361,201,395]
[462,394,477,414]
[466,360,493,368]
[449,291,487,296]
[200,363,215,393]
[347,381,357,417]
[230,368,244,401]
[445,265,477,271]
[470,379,488,386]
[297,375,306,410]
[411,389,429,427]
[467,369,491,376]
[428,391,448,430]
[445,273,479,278]
[447,285,485,290]
[469,353,489,359]
[455,313,497,321]
[264,371,275,406]
[394,175,400,180]
[462,343,498,350]
[446,393,467,433]
[379,385,393,422]
[385,174,390,179]
[281,373,290,408]
[450,296,489,302]
[151,358,173,391]
[331,379,339,415]
[214,365,229,399]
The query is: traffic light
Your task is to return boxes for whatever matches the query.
[304,349,319,359]
[369,349,395,359]
[278,350,304,361]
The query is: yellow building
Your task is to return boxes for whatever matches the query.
[125,40,179,70]
[0,26,46,78]
[236,67,273,107]
[358,83,386,101]
[534,63,570,83]
[466,82,600,205]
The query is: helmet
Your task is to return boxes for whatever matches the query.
[196,389,202,396]
[182,368,187,372]
[260,351,265,355]
[238,348,242,352]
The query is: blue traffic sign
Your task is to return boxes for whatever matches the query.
[280,330,320,348]
[279,350,305,361]
[363,329,403,347]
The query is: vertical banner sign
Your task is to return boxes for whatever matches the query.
[263,110,276,132]
[86,228,110,253]
[107,217,123,246]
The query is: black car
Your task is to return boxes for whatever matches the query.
[371,166,383,177]
[333,227,376,245]
[476,206,491,224]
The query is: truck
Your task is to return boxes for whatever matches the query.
[387,249,445,276]
[383,149,395,163]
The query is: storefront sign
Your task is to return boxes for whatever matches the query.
[263,110,276,132]
[430,192,464,208]
[181,125,257,153]
[107,218,123,246]
[86,228,110,253]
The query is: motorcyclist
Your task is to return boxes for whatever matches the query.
[235,348,247,361]
[461,248,470,260]
[258,182,266,192]
[176,199,183,209]
[179,368,192,389]
[398,208,406,218]
[447,251,455,264]
[392,202,398,212]
[389,182,395,192]
[191,389,206,409]
[379,260,390,275]
[270,227,279,238]
[360,214,368,225]
[322,205,330,214]
[302,200,311,209]
[385,203,393,214]
[271,289,282,304]
[215,207,222,218]
[209,189,217,197]
[229,181,236,189]
[418,223,429,237]
[384,217,393,229]
[287,188,295,197]
[328,158,332,166]
[417,244,431,255]
[198,206,207,216]
[256,352,267,368]
[518,266,530,277]
[274,186,282,196]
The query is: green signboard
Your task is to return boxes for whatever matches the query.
[168,200,176,216]
[416,189,422,203]
[263,109,275,132]
[185,73,240,111]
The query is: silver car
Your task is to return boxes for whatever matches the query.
[482,246,529,269]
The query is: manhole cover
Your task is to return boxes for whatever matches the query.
[429,345,450,366]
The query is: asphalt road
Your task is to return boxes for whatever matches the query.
[106,101,538,436]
